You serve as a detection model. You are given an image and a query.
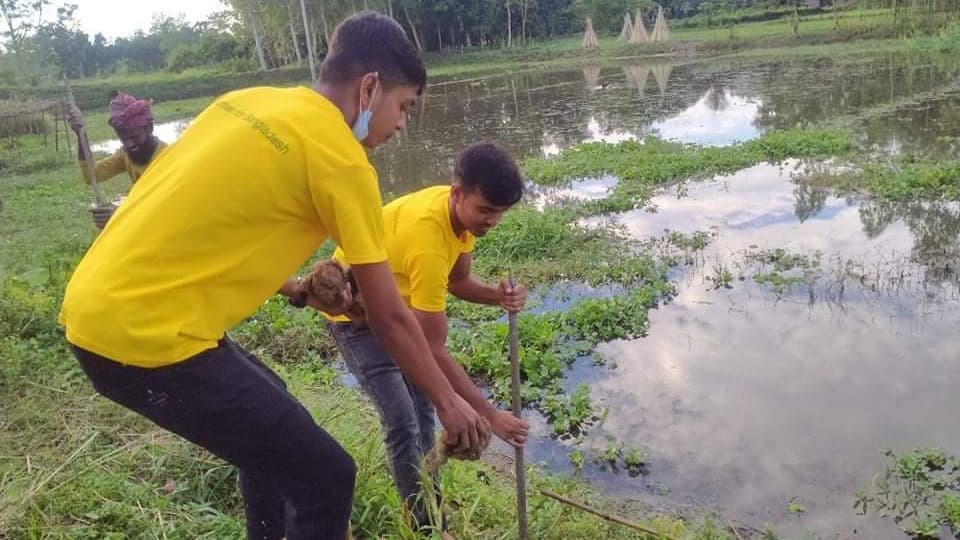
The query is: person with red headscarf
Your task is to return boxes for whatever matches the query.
[67,92,168,228]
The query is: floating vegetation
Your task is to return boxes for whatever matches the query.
[855,448,960,539]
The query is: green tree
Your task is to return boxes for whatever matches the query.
[0,0,45,78]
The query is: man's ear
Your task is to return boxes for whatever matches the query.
[450,181,464,202]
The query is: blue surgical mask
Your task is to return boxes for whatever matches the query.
[352,78,379,142]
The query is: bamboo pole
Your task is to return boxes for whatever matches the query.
[540,489,679,540]
[62,77,104,208]
[508,272,528,540]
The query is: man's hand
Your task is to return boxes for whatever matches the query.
[301,279,354,314]
[488,409,529,448]
[66,105,84,134]
[298,280,367,322]
[498,278,527,313]
[90,203,117,229]
[436,393,488,454]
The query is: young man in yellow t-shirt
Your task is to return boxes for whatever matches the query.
[59,13,487,540]
[319,142,529,530]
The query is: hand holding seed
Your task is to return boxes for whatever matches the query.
[300,260,366,321]
[424,416,493,475]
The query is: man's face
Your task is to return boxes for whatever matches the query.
[115,125,153,163]
[363,83,419,149]
[451,184,513,237]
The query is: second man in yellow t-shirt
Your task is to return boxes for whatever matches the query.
[318,142,530,531]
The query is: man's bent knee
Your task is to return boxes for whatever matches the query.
[303,440,356,494]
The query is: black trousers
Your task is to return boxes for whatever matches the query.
[71,337,355,540]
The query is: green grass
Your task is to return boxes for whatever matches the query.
[523,128,853,213]
[1,67,312,111]
[425,7,918,77]
[796,155,960,201]
[473,205,667,287]
[724,18,960,60]
[675,9,891,42]
[0,333,695,539]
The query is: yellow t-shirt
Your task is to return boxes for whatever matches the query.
[331,185,474,320]
[60,86,387,367]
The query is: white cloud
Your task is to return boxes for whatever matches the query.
[70,0,223,39]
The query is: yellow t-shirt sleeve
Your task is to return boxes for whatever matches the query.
[405,251,450,312]
[463,234,476,254]
[311,164,387,265]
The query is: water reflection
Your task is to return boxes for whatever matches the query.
[566,161,960,537]
[88,55,960,199]
[583,65,601,90]
[860,198,960,283]
[585,117,637,144]
[589,296,960,539]
[651,86,762,146]
[860,91,960,156]
[622,61,674,97]
[374,53,959,193]
[533,176,619,209]
[583,161,960,291]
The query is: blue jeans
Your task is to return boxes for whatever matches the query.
[327,321,439,528]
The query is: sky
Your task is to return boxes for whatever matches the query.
[69,0,224,39]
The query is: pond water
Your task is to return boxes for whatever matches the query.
[94,53,960,190]
[401,53,959,539]
[560,161,960,539]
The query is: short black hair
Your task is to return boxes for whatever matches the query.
[455,142,524,207]
[319,12,426,94]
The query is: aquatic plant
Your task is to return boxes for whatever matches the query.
[855,447,960,538]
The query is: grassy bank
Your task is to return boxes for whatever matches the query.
[0,333,693,539]
[796,155,960,201]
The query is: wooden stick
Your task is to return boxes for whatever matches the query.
[508,272,528,540]
[727,518,747,540]
[62,77,104,207]
[539,489,679,540]
[54,108,60,151]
